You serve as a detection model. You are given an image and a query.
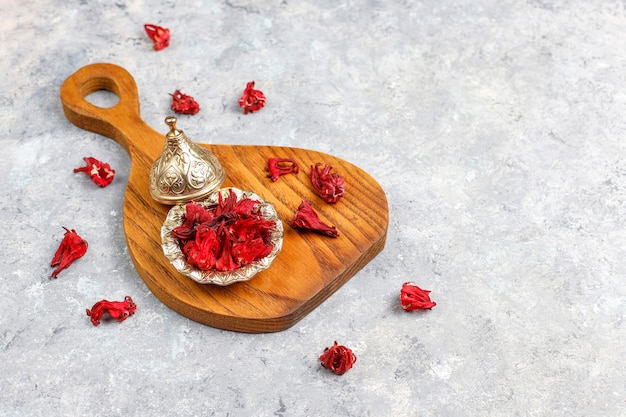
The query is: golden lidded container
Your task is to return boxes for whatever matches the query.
[149,116,226,204]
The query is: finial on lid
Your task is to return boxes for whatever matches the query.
[165,116,179,135]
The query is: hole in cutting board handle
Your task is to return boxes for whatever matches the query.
[85,90,120,108]
[77,74,124,110]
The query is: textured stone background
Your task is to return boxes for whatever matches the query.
[1,1,625,416]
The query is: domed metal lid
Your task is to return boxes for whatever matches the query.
[149,116,226,204]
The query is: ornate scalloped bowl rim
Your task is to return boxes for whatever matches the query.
[161,187,284,285]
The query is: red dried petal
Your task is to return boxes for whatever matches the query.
[172,220,197,240]
[216,189,239,215]
[170,89,200,115]
[400,282,436,310]
[214,224,239,272]
[238,81,266,114]
[144,24,170,50]
[267,157,299,182]
[50,227,88,279]
[184,227,219,270]
[319,341,356,375]
[229,216,275,243]
[232,237,273,266]
[291,200,338,238]
[86,296,136,326]
[232,197,260,217]
[172,202,216,240]
[309,163,345,203]
[73,156,115,187]
[175,191,277,272]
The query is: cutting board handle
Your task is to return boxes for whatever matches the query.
[59,63,150,155]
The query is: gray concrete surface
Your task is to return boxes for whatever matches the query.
[1,1,625,416]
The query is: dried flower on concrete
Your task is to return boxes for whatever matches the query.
[171,90,200,115]
[320,341,356,375]
[400,282,436,310]
[50,227,88,279]
[73,157,115,187]
[238,81,266,114]
[86,296,137,326]
[144,24,170,50]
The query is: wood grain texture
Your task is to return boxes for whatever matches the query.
[60,63,388,332]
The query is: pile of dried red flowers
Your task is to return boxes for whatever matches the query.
[172,189,277,272]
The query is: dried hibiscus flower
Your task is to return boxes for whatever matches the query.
[310,163,345,203]
[320,341,356,375]
[238,81,266,114]
[73,156,115,187]
[400,282,436,310]
[50,227,88,279]
[172,189,277,271]
[144,23,170,50]
[171,90,200,115]
[86,296,137,326]
[267,157,299,182]
[291,200,338,237]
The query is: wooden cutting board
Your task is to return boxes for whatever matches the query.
[60,63,388,333]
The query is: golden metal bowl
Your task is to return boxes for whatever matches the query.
[161,187,284,285]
